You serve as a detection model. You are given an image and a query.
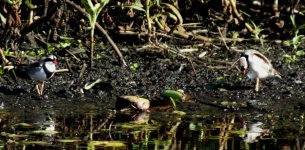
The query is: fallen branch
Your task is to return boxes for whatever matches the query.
[217,27,229,50]
[55,69,69,73]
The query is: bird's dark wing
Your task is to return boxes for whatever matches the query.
[252,52,271,65]
[28,61,43,68]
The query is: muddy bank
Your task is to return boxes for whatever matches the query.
[0,42,304,115]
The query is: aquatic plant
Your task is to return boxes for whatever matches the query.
[282,15,305,63]
[245,20,265,48]
[290,15,305,50]
[81,0,109,67]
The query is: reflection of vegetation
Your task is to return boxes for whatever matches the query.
[2,109,305,149]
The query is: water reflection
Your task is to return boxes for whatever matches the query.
[0,108,304,149]
[242,122,269,143]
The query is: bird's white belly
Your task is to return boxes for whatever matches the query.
[247,66,270,79]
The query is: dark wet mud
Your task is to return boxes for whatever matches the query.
[1,42,304,111]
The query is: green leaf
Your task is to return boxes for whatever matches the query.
[170,97,176,109]
[6,0,13,5]
[59,41,72,48]
[161,90,184,102]
[130,63,139,72]
[82,0,109,29]
[28,51,36,56]
[295,50,305,56]
[24,0,36,9]
[82,0,94,15]
[93,3,101,11]
[292,35,303,49]
[282,54,291,58]
[290,15,297,30]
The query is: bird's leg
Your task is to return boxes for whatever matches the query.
[40,81,45,95]
[255,77,260,92]
[35,82,45,96]
[36,84,41,95]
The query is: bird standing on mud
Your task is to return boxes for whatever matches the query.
[26,55,58,95]
[239,49,281,91]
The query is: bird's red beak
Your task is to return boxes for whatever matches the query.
[53,60,58,65]
[242,69,247,75]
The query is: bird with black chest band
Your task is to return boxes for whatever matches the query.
[239,49,281,92]
[26,55,58,95]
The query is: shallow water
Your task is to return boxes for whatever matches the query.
[0,99,304,150]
